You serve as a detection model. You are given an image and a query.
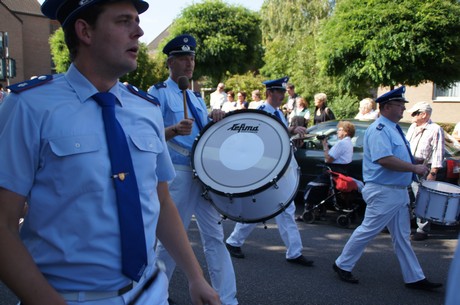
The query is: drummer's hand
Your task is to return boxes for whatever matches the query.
[292,125,308,136]
[413,164,429,176]
[188,278,221,305]
[174,118,194,136]
[321,138,328,147]
[208,109,225,122]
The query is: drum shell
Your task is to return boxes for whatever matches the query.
[205,157,300,223]
[415,180,460,225]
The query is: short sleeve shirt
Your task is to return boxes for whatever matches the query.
[0,64,175,291]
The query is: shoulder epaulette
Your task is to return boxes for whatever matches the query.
[376,123,385,131]
[127,84,160,106]
[193,91,202,98]
[7,75,53,93]
[258,105,266,110]
[154,82,167,89]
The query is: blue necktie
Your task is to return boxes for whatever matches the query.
[396,124,418,182]
[184,91,204,130]
[93,92,147,281]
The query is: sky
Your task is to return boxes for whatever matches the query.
[37,0,265,44]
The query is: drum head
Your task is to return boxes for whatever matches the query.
[192,109,291,196]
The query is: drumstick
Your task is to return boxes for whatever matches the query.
[178,76,189,119]
[127,260,165,305]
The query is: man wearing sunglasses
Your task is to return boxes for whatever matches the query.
[406,101,445,241]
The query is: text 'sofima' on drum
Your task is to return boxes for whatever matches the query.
[191,109,300,223]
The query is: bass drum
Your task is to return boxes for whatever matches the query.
[191,109,299,223]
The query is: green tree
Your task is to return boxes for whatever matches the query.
[49,28,162,90]
[317,0,460,91]
[49,28,70,73]
[259,0,361,119]
[161,0,263,85]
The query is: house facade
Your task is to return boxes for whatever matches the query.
[379,82,460,124]
[0,0,56,88]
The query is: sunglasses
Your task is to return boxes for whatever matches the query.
[411,111,422,117]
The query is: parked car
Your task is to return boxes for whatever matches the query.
[294,119,460,203]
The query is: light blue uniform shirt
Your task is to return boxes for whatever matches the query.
[258,102,288,126]
[0,64,175,291]
[148,77,209,166]
[363,115,412,186]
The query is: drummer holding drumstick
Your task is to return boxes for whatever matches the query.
[148,34,238,305]
[333,86,442,291]
[225,77,314,267]
[406,101,445,241]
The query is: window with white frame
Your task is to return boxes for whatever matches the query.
[434,82,460,102]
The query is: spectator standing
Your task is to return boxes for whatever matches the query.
[148,34,238,305]
[221,90,236,113]
[406,101,445,241]
[355,98,378,120]
[248,89,263,109]
[283,83,298,122]
[332,86,442,291]
[289,96,310,128]
[313,92,335,125]
[225,77,314,267]
[210,82,227,110]
[235,91,248,110]
[0,2,219,305]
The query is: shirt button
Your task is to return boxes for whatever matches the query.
[75,142,81,148]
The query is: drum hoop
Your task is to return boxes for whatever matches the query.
[420,180,460,197]
[210,166,301,223]
[191,109,292,197]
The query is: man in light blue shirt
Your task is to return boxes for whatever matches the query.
[333,86,442,291]
[148,34,238,305]
[225,77,314,267]
[0,1,219,305]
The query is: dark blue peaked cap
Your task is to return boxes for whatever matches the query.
[163,34,197,56]
[41,0,149,27]
[263,77,289,91]
[375,86,409,104]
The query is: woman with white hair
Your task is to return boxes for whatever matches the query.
[355,98,378,120]
[313,92,335,125]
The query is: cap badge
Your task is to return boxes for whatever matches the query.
[181,45,191,52]
[79,0,92,6]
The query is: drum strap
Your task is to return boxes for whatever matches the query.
[396,124,418,182]
[185,91,204,130]
[167,141,190,157]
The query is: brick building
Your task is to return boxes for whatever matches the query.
[0,0,56,88]
[379,82,460,124]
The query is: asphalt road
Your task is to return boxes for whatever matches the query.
[1,205,459,305]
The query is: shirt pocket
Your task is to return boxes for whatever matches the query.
[47,134,103,196]
[129,134,164,184]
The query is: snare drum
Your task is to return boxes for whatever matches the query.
[415,180,460,225]
[191,110,300,223]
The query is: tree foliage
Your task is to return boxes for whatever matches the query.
[49,28,71,73]
[49,29,162,90]
[318,0,460,91]
[162,0,264,85]
[259,0,342,100]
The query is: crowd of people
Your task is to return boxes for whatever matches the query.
[0,1,458,305]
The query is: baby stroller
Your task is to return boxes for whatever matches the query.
[300,164,364,227]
